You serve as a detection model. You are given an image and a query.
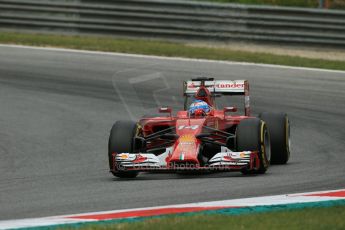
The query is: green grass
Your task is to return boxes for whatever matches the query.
[1,32,345,71]
[61,205,345,230]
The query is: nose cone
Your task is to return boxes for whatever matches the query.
[169,134,200,164]
[167,119,205,165]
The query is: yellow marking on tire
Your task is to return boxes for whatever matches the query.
[135,123,142,136]
[261,121,265,141]
[261,121,268,168]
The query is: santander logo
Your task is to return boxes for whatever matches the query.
[216,83,244,88]
[187,82,244,89]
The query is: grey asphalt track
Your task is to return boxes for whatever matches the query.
[0,46,344,220]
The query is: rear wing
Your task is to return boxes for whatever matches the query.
[183,79,251,116]
[184,80,247,95]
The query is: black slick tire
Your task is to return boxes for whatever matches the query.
[236,118,271,174]
[108,120,139,178]
[259,112,290,164]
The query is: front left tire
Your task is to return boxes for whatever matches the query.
[259,112,290,164]
[236,118,271,174]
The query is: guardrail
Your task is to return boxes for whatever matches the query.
[0,0,345,47]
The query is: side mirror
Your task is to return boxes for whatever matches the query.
[159,107,172,114]
[223,107,237,113]
[159,106,172,119]
[224,107,237,118]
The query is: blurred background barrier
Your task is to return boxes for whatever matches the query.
[0,0,345,47]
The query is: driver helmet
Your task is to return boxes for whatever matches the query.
[189,100,210,116]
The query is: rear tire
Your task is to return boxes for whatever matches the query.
[108,120,139,178]
[236,118,270,174]
[259,112,290,164]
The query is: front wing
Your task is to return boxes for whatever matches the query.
[111,151,260,173]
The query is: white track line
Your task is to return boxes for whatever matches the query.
[1,44,345,74]
[0,188,344,229]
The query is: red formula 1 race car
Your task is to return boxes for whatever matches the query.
[108,77,290,178]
